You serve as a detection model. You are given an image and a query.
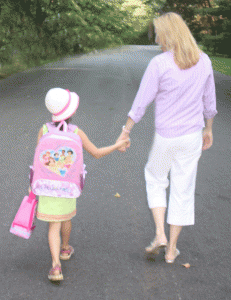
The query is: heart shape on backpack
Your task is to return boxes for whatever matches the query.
[40,147,76,177]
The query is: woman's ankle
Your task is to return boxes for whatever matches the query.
[155,233,167,243]
[166,244,177,253]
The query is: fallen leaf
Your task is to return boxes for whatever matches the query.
[182,263,191,268]
[114,193,121,198]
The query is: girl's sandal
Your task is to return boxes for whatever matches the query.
[60,245,74,260]
[48,265,63,281]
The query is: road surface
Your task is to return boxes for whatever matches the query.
[0,45,231,300]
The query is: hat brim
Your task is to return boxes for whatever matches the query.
[52,92,79,122]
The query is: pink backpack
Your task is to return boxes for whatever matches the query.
[31,121,86,198]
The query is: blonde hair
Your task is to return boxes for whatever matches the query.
[153,12,201,70]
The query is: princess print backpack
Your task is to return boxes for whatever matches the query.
[31,120,86,198]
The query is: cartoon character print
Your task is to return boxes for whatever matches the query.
[40,147,76,177]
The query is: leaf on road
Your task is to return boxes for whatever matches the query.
[182,263,191,268]
[114,193,121,197]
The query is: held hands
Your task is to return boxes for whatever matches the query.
[116,136,130,151]
[116,131,131,152]
[202,128,213,151]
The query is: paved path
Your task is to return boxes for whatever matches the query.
[0,46,231,300]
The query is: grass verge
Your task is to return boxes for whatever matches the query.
[0,43,122,80]
[210,57,231,76]
[0,54,66,80]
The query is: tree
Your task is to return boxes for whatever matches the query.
[0,0,135,65]
[200,0,231,57]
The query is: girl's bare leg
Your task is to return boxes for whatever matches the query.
[61,220,72,253]
[165,225,182,260]
[48,222,62,273]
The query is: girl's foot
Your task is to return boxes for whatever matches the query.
[145,237,168,254]
[60,245,74,260]
[165,248,180,263]
[48,264,63,281]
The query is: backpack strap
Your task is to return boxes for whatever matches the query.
[45,122,54,133]
[68,124,78,133]
[44,122,78,134]
[45,121,68,133]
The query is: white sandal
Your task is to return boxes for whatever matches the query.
[165,248,180,263]
[145,239,167,254]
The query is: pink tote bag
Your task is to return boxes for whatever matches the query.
[10,191,38,239]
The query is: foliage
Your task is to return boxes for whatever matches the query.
[120,0,166,45]
[210,56,231,76]
[158,0,231,57]
[0,0,135,66]
[200,0,231,58]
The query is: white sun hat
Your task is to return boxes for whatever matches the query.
[45,88,79,122]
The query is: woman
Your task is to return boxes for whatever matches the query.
[117,12,217,263]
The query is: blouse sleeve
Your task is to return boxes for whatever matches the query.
[43,124,49,135]
[202,62,217,119]
[128,58,159,123]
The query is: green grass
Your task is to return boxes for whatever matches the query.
[0,43,123,80]
[0,53,66,79]
[210,56,231,76]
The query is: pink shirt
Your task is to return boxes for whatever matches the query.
[128,51,217,138]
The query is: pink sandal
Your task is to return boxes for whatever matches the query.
[60,245,74,260]
[48,264,63,281]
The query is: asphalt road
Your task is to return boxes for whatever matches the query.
[0,45,231,300]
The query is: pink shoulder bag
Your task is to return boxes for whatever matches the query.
[10,191,38,239]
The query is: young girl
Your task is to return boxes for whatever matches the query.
[35,87,129,281]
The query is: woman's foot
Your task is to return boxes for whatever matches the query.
[165,247,180,263]
[48,264,63,281]
[145,237,168,254]
[60,245,74,260]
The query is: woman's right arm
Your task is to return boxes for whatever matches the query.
[202,118,214,151]
[116,59,160,151]
[202,61,217,151]
[78,129,129,159]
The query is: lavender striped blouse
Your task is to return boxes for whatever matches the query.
[128,51,217,138]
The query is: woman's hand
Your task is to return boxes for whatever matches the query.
[115,137,130,151]
[202,128,213,151]
[116,131,131,152]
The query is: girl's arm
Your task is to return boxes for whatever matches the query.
[29,127,44,192]
[78,129,129,159]
[37,127,44,145]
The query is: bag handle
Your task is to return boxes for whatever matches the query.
[28,191,36,203]
[56,120,68,132]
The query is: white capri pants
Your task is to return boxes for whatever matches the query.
[145,130,202,226]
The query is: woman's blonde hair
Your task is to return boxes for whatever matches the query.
[153,12,201,70]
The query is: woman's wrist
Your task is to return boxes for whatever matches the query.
[122,125,130,134]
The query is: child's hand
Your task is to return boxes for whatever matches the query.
[116,132,131,152]
[116,138,130,151]
[28,186,31,193]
